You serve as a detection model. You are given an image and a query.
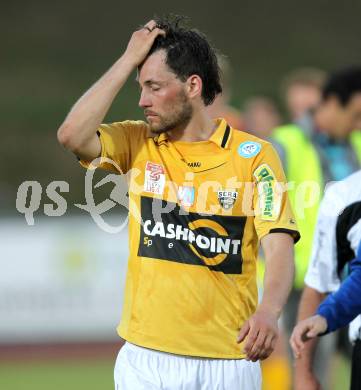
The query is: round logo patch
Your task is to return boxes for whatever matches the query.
[238,141,261,158]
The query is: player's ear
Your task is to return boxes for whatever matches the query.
[186,75,203,100]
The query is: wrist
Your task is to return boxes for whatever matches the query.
[294,358,313,373]
[257,303,281,319]
[119,53,139,69]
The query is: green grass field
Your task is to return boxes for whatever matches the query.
[0,359,115,390]
[0,354,351,390]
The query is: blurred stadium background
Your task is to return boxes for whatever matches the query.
[1,0,361,388]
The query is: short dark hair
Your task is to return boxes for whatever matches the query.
[146,15,222,106]
[323,66,361,106]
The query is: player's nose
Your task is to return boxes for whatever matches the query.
[139,90,152,108]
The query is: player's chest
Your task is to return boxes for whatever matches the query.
[128,149,254,217]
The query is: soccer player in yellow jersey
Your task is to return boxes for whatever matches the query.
[57,16,300,390]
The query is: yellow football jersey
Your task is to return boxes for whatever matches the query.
[80,118,299,358]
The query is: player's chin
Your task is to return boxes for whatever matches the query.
[148,121,167,134]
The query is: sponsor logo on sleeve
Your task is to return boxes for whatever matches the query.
[217,189,238,210]
[144,161,165,195]
[253,164,281,221]
[238,141,261,158]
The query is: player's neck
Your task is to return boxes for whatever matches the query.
[168,111,216,142]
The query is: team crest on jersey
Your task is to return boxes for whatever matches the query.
[217,189,238,210]
[144,161,165,195]
[238,141,261,158]
[178,186,195,207]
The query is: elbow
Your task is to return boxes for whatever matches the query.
[57,123,80,152]
[57,122,71,147]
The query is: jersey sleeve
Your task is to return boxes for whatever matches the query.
[252,142,300,242]
[78,120,149,173]
[304,187,341,293]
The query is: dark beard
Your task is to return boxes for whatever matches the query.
[147,94,193,134]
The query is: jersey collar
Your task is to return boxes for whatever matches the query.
[209,118,232,149]
[149,118,232,149]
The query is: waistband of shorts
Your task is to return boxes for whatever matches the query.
[123,342,231,361]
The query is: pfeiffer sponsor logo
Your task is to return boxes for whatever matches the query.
[253,164,281,221]
[217,189,238,210]
[144,161,165,195]
[138,196,246,274]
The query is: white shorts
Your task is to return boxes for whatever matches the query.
[114,342,261,390]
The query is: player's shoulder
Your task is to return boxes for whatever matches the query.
[340,170,361,190]
[102,120,149,133]
[99,120,153,144]
[230,129,272,158]
[231,128,269,145]
[324,170,361,202]
[320,170,361,217]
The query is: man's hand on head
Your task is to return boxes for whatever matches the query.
[123,20,166,67]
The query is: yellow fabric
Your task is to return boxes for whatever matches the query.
[80,118,299,358]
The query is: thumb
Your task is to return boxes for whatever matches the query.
[237,320,250,343]
[306,326,319,339]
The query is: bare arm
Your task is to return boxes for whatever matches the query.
[238,232,294,361]
[259,232,295,316]
[292,285,326,390]
[57,20,164,161]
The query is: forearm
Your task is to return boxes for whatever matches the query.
[260,254,294,318]
[57,55,135,151]
[238,234,295,361]
[295,286,325,371]
[260,233,294,318]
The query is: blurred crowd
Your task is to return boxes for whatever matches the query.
[208,58,361,390]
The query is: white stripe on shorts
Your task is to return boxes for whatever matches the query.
[114,342,261,390]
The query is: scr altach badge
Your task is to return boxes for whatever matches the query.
[217,189,238,210]
[144,161,166,195]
